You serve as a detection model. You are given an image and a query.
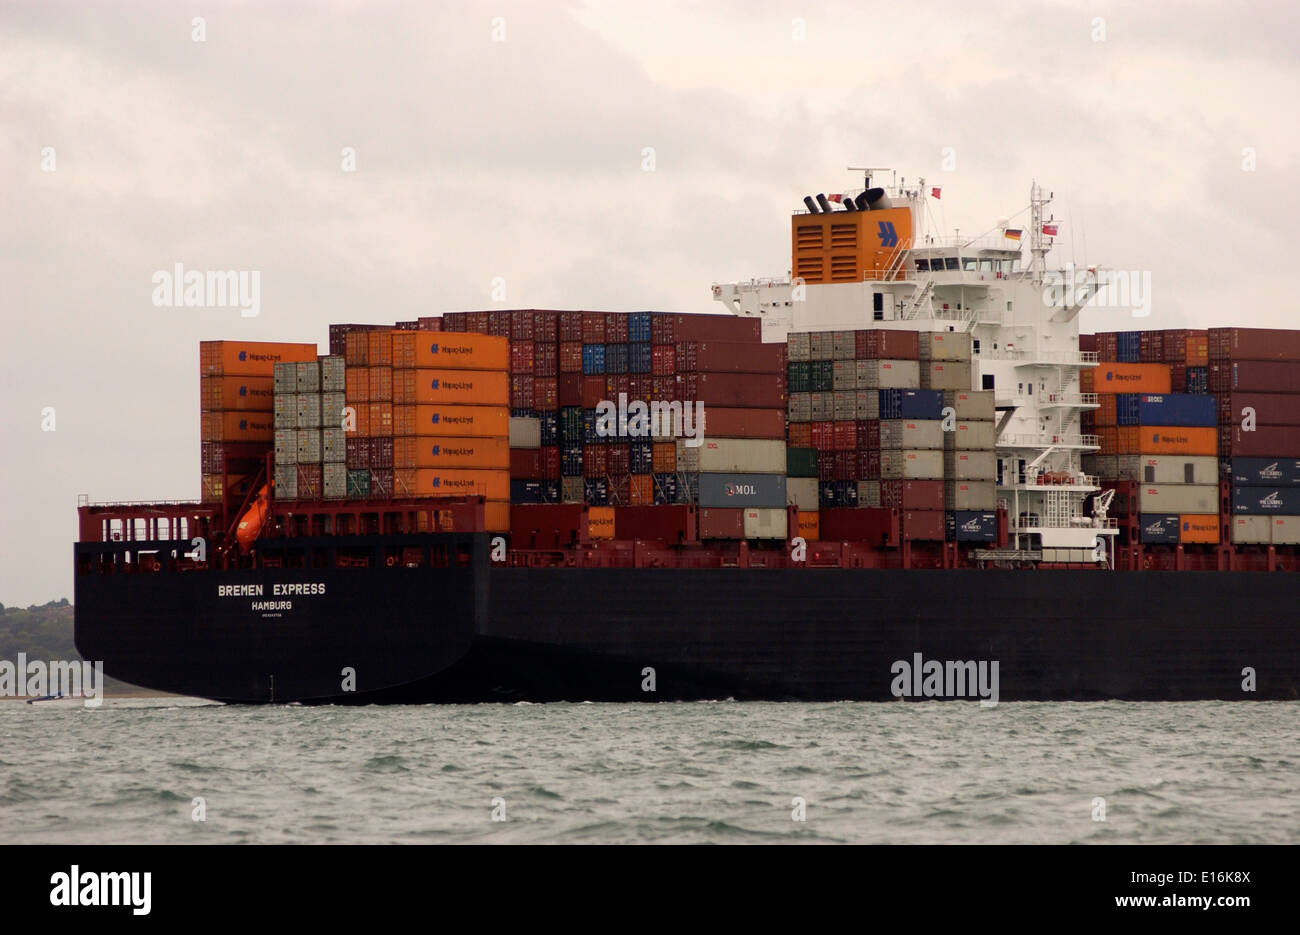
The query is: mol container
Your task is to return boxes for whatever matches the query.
[1137,514,1181,544]
[947,511,997,543]
[696,473,786,508]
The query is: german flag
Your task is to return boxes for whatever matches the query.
[1004,229,1023,241]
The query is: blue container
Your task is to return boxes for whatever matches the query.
[581,344,605,375]
[697,473,787,509]
[582,409,604,444]
[1116,393,1217,427]
[628,342,652,374]
[605,343,629,374]
[539,411,559,446]
[1137,514,1181,544]
[560,443,583,476]
[948,511,997,542]
[1116,331,1141,363]
[818,480,859,508]
[584,478,609,506]
[1232,486,1300,514]
[629,441,653,474]
[1186,367,1209,394]
[511,479,544,504]
[628,312,652,344]
[510,407,538,419]
[653,472,679,505]
[1232,457,1300,487]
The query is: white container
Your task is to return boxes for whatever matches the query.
[880,419,945,450]
[1231,515,1269,545]
[1134,484,1219,514]
[785,477,820,509]
[274,428,297,465]
[855,390,882,420]
[944,450,997,480]
[809,332,834,361]
[942,389,995,420]
[296,360,321,394]
[786,333,811,362]
[274,393,298,430]
[810,392,833,420]
[273,362,298,395]
[832,331,856,360]
[743,508,788,540]
[919,331,972,361]
[856,359,921,389]
[832,360,856,390]
[321,392,346,430]
[296,429,322,463]
[857,480,881,507]
[323,462,347,500]
[880,449,944,480]
[1115,455,1218,485]
[787,393,812,422]
[678,438,786,474]
[273,461,297,500]
[945,480,998,510]
[832,391,857,420]
[322,427,346,463]
[297,393,322,428]
[320,356,346,393]
[1270,515,1300,545]
[508,417,541,449]
[947,420,996,450]
[921,360,972,391]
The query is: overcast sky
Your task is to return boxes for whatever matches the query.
[3,0,1297,604]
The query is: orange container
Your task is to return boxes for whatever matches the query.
[1097,427,1118,454]
[366,402,393,436]
[345,331,369,366]
[345,366,369,404]
[391,333,509,371]
[1186,334,1208,367]
[200,376,274,412]
[394,369,509,405]
[484,501,511,532]
[199,341,317,377]
[588,506,615,540]
[652,441,677,473]
[788,422,812,447]
[1092,363,1171,394]
[393,436,510,469]
[412,469,510,499]
[1094,395,1117,427]
[1080,368,1094,393]
[345,402,370,437]
[1179,514,1219,544]
[367,331,393,367]
[797,510,819,540]
[392,404,510,437]
[629,475,653,505]
[200,411,274,442]
[367,366,393,402]
[1116,425,1216,455]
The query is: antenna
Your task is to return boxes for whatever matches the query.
[847,165,894,190]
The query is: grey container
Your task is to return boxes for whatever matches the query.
[296,360,321,394]
[880,419,945,450]
[274,428,298,466]
[880,449,944,479]
[809,331,834,361]
[320,355,346,393]
[921,361,972,391]
[833,391,857,421]
[323,461,347,500]
[786,332,811,362]
[273,362,298,396]
[945,480,997,510]
[810,392,833,421]
[944,449,997,480]
[682,438,786,474]
[857,359,921,389]
[855,390,881,420]
[919,331,972,361]
[946,419,996,450]
[297,393,322,428]
[561,476,585,503]
[858,480,882,507]
[509,417,542,449]
[1230,515,1269,544]
[1091,455,1117,479]
[297,429,322,463]
[274,393,298,430]
[273,461,298,500]
[696,472,787,508]
[832,331,856,360]
[942,389,996,421]
[1270,515,1300,545]
[787,392,812,422]
[321,391,346,431]
[785,477,819,509]
[1135,484,1219,514]
[322,427,346,463]
[1115,455,1217,485]
[832,359,856,390]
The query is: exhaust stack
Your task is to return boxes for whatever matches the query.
[802,195,820,214]
[863,187,893,210]
[815,193,833,213]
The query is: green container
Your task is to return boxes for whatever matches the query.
[786,447,819,478]
[810,359,835,393]
[787,361,811,394]
[346,469,370,499]
[559,406,584,442]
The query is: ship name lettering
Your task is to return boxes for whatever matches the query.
[272,583,326,596]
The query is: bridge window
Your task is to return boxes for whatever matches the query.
[962,257,977,271]
[944,257,959,271]
[980,258,993,272]
[916,258,930,271]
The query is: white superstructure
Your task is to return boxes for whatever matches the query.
[712,170,1117,561]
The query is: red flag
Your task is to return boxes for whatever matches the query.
[930,187,942,199]
[826,193,843,203]
[1042,224,1059,236]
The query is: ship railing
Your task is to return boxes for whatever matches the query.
[1043,392,1099,407]
[729,277,790,293]
[980,349,1099,365]
[1002,433,1100,449]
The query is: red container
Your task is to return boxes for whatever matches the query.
[1160,329,1186,363]
[628,476,653,506]
[817,455,835,481]
[650,377,674,401]
[581,376,606,408]
[810,420,834,450]
[1078,333,1097,353]
[510,374,535,409]
[466,312,489,333]
[509,309,535,340]
[534,377,558,411]
[510,449,543,477]
[345,436,369,469]
[671,314,760,343]
[509,340,535,374]
[819,507,897,543]
[534,342,557,377]
[1095,332,1117,362]
[1139,331,1163,363]
[487,311,511,336]
[1209,327,1300,361]
[558,312,584,343]
[511,504,590,548]
[369,468,393,498]
[583,445,607,477]
[698,507,744,539]
[1168,363,1187,392]
[855,330,920,360]
[880,479,944,510]
[1216,392,1300,426]
[607,443,630,475]
[902,510,945,541]
[558,373,582,407]
[541,446,560,479]
[627,375,652,400]
[615,505,697,542]
[699,407,785,439]
[675,342,697,373]
[831,451,856,480]
[1209,360,1300,393]
[1218,424,1300,457]
[581,312,607,344]
[416,316,443,332]
[676,341,785,374]
[832,420,857,451]
[607,374,630,399]
[681,371,786,408]
[651,314,676,346]
[559,342,583,373]
[296,463,323,499]
[652,345,676,375]
[788,423,812,447]
[441,313,465,332]
[368,436,394,468]
[855,419,881,450]
[533,311,558,343]
[605,313,629,343]
[606,474,630,506]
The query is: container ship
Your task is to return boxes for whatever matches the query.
[74,171,1300,703]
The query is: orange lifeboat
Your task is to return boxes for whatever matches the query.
[235,484,272,552]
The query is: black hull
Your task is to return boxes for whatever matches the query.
[74,542,1300,703]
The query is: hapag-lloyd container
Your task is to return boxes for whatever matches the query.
[947,420,996,450]
[942,390,996,421]
[1093,363,1172,393]
[200,411,274,442]
[743,508,788,539]
[1231,457,1300,487]
[796,510,819,540]
[1116,426,1217,456]
[944,450,996,480]
[945,481,997,510]
[696,472,787,508]
[880,449,944,480]
[394,436,510,469]
[856,359,921,389]
[1179,514,1219,544]
[1134,484,1219,514]
[1231,486,1300,514]
[394,370,509,405]
[1215,392,1300,426]
[879,420,944,450]
[1115,455,1217,484]
[412,469,510,500]
[1138,513,1180,544]
[201,376,274,411]
[920,361,972,391]
[200,341,318,377]
[391,332,509,370]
